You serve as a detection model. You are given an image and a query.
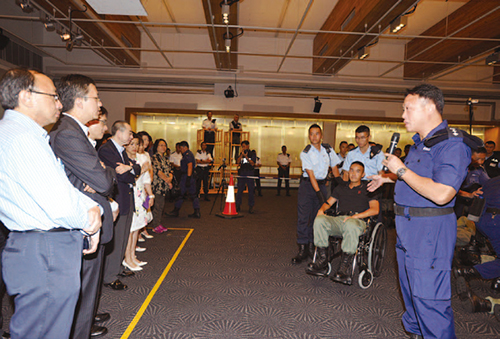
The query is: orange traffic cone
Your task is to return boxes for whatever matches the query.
[216,175,243,219]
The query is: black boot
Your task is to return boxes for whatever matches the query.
[455,276,472,301]
[331,252,355,285]
[308,242,315,259]
[305,247,329,277]
[491,277,500,293]
[291,244,309,264]
[453,266,481,280]
[458,247,481,266]
[168,207,180,217]
[188,209,201,218]
[464,292,492,313]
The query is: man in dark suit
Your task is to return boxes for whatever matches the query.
[50,75,115,339]
[98,121,140,291]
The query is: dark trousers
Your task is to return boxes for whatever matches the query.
[3,230,83,339]
[236,175,255,207]
[254,169,262,195]
[196,167,210,198]
[204,131,215,157]
[296,181,327,244]
[103,194,133,284]
[71,244,105,339]
[151,193,167,228]
[277,167,290,194]
[175,175,200,210]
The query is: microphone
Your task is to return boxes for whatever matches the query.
[383,132,400,171]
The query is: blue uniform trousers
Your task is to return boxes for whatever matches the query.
[297,181,328,245]
[396,213,456,339]
[175,175,200,210]
[474,212,500,279]
[236,175,255,207]
[3,230,83,339]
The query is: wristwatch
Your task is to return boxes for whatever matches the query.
[397,167,407,180]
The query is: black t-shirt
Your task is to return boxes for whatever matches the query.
[484,151,500,178]
[332,181,378,215]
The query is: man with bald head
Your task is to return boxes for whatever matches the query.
[0,69,102,338]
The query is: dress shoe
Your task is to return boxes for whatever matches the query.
[94,312,110,323]
[104,279,127,290]
[137,237,145,242]
[118,270,135,278]
[453,266,481,280]
[141,231,153,239]
[305,247,329,277]
[249,206,254,214]
[135,246,146,252]
[188,209,201,218]
[90,324,108,337]
[491,277,500,292]
[236,205,241,213]
[331,252,355,285]
[135,260,147,266]
[463,292,493,313]
[291,244,309,264]
[168,207,180,217]
[122,260,142,271]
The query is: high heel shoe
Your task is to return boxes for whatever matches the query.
[141,231,153,239]
[135,261,147,266]
[122,260,142,271]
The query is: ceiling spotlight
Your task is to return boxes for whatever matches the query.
[16,0,34,13]
[225,38,231,53]
[358,46,369,60]
[486,51,500,65]
[61,31,71,42]
[390,16,408,34]
[40,13,56,32]
[224,85,235,98]
[313,97,322,113]
[222,3,230,24]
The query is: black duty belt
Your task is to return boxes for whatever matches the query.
[394,204,454,217]
[13,228,74,233]
[486,207,500,215]
[301,176,327,185]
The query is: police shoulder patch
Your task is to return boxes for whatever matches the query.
[321,143,332,153]
[197,150,202,154]
[303,145,312,153]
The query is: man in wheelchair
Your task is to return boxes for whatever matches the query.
[306,161,380,285]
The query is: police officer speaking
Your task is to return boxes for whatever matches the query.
[368,84,480,339]
[168,141,201,218]
[235,140,256,214]
[292,124,340,264]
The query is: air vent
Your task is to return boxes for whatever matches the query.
[341,9,356,31]
[0,39,43,71]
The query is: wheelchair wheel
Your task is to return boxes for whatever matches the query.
[368,222,387,277]
[358,269,373,289]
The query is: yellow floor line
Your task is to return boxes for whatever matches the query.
[120,228,194,338]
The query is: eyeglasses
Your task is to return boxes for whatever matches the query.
[98,119,107,124]
[30,89,59,102]
[84,96,101,102]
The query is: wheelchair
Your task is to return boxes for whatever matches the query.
[316,212,387,289]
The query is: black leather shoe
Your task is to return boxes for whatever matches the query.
[94,312,111,323]
[453,266,481,280]
[104,279,127,290]
[188,209,201,218]
[236,205,240,213]
[491,277,500,292]
[463,292,492,313]
[291,244,309,264]
[249,206,254,214]
[118,270,135,278]
[90,325,108,337]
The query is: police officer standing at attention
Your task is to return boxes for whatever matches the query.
[202,111,217,157]
[368,84,475,339]
[169,141,201,218]
[277,145,291,196]
[195,141,212,201]
[236,140,257,213]
[292,124,340,264]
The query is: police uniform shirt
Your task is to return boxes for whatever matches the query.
[482,176,500,209]
[332,181,379,215]
[342,146,384,179]
[301,144,340,180]
[202,118,217,131]
[195,150,212,168]
[239,150,256,175]
[395,120,471,208]
[462,166,489,189]
[277,153,291,167]
[181,150,196,173]
[229,120,241,132]
[170,152,182,167]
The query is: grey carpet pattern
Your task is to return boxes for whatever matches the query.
[2,189,500,338]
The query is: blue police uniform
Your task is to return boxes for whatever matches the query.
[236,150,257,209]
[394,120,470,339]
[297,144,340,245]
[342,145,384,179]
[474,176,500,279]
[175,149,200,210]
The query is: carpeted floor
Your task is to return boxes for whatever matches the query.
[2,188,500,338]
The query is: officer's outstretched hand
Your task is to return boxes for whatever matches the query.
[367,175,393,192]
